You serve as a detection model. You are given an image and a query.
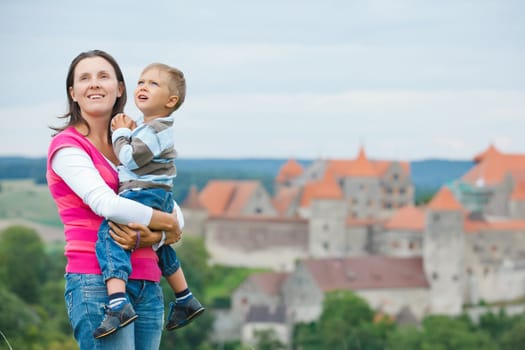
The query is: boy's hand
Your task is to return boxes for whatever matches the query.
[111,113,137,131]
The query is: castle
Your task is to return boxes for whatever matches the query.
[182,145,525,346]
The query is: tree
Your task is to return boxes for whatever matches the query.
[253,329,287,350]
[293,322,323,350]
[159,236,214,350]
[418,315,497,350]
[0,225,47,304]
[319,290,375,348]
[500,315,525,350]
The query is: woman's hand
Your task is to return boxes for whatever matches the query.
[108,220,182,250]
[148,208,183,245]
[108,221,158,250]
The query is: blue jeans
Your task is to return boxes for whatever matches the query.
[96,188,181,282]
[65,273,164,350]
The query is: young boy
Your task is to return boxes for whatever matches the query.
[93,63,204,339]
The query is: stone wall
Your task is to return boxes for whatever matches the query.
[205,217,309,271]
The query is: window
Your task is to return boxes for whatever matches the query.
[432,272,439,280]
[323,241,330,251]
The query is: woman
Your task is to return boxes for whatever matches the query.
[47,50,181,349]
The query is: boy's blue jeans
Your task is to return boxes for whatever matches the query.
[95,187,182,283]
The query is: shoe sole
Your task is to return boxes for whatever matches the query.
[166,307,205,331]
[94,314,139,339]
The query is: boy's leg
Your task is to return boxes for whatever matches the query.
[94,219,137,339]
[158,246,205,331]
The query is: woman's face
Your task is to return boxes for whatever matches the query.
[69,56,123,120]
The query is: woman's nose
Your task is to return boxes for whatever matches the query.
[89,78,101,88]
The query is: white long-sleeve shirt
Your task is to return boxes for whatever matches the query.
[51,147,153,225]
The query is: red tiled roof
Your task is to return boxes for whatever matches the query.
[465,218,525,233]
[199,180,262,216]
[276,159,304,183]
[225,181,259,216]
[182,185,204,209]
[511,181,525,200]
[272,187,301,216]
[473,144,501,163]
[300,169,343,207]
[374,160,411,177]
[303,256,429,291]
[463,148,525,186]
[199,180,236,216]
[427,187,464,211]
[325,147,410,179]
[384,205,425,231]
[249,272,289,296]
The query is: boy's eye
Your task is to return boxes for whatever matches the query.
[137,80,144,86]
[151,81,159,86]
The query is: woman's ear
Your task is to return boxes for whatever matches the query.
[69,86,77,102]
[117,81,124,98]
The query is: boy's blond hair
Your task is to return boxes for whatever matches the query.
[142,63,186,112]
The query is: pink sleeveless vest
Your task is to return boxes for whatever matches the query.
[46,127,161,281]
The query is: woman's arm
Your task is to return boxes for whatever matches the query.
[51,147,180,244]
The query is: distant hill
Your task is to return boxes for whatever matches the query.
[410,159,474,191]
[0,156,474,200]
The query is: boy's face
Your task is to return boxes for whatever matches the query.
[134,68,177,118]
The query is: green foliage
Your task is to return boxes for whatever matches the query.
[160,309,215,350]
[205,264,268,307]
[418,315,497,350]
[1,223,524,350]
[293,322,323,350]
[319,289,376,349]
[159,235,214,350]
[0,225,47,303]
[500,314,525,349]
[252,329,286,350]
[0,285,40,336]
[386,325,423,350]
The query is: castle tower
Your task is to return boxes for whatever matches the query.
[423,187,465,315]
[275,159,304,193]
[307,170,347,257]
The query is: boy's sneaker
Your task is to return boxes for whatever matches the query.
[93,302,138,339]
[166,297,205,331]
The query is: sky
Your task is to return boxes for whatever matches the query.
[0,0,523,161]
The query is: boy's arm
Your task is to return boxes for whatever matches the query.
[112,119,174,170]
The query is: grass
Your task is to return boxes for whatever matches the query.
[205,265,269,307]
[0,179,61,227]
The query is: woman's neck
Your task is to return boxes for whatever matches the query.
[75,119,119,166]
